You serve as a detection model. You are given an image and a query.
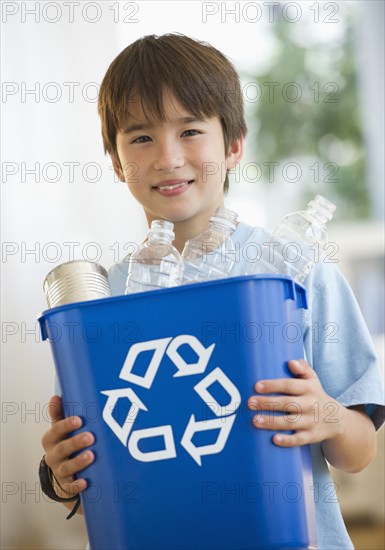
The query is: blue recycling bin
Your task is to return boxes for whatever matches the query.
[38,275,316,550]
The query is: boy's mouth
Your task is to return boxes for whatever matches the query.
[152,180,194,192]
[152,179,194,195]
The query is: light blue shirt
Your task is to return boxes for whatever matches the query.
[109,221,385,550]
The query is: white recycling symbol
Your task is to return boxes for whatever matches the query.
[167,335,215,377]
[101,335,241,466]
[119,337,173,388]
[100,388,147,446]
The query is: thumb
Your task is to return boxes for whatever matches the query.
[288,359,316,379]
[48,395,64,424]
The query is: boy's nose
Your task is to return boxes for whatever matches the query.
[153,140,185,171]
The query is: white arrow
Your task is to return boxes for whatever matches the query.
[128,425,177,462]
[193,367,241,417]
[119,337,172,388]
[180,414,236,466]
[100,388,148,446]
[166,335,215,377]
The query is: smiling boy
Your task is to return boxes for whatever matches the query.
[111,90,242,252]
[41,33,385,549]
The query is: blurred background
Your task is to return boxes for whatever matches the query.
[1,1,384,548]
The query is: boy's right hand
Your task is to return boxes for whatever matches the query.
[41,395,95,499]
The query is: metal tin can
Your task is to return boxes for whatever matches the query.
[43,260,111,308]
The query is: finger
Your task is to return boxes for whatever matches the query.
[46,429,93,467]
[56,449,95,483]
[42,416,82,450]
[287,359,317,380]
[45,432,95,490]
[272,431,311,447]
[54,431,94,464]
[252,411,304,431]
[51,416,82,440]
[248,396,305,413]
[55,477,88,498]
[253,377,307,396]
[48,396,64,424]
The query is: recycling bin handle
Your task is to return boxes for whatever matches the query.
[294,283,308,310]
[283,278,295,301]
[38,316,49,341]
[283,278,308,310]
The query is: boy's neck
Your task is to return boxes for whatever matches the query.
[171,221,207,254]
[172,215,214,253]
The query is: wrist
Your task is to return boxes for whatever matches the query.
[325,399,346,442]
[38,455,81,519]
[51,474,73,499]
[321,404,376,473]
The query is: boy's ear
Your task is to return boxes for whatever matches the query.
[111,155,125,182]
[225,136,244,170]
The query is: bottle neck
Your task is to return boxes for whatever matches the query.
[148,220,175,245]
[305,195,336,224]
[148,233,173,245]
[210,220,235,235]
[304,206,330,225]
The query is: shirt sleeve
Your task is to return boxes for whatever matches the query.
[108,255,130,296]
[53,374,61,396]
[303,260,385,431]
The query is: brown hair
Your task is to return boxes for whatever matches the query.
[98,33,247,193]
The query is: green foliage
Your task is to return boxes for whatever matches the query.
[243,6,370,220]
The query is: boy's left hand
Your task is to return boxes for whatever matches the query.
[248,359,342,447]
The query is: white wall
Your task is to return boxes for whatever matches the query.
[1,2,383,548]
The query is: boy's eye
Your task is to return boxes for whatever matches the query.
[131,135,151,144]
[182,129,201,137]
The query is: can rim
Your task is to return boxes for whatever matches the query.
[43,260,109,289]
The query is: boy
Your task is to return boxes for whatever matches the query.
[41,34,384,549]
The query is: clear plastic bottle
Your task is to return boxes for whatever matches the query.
[246,195,336,283]
[125,220,184,294]
[181,207,238,283]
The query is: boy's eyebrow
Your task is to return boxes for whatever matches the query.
[122,116,204,134]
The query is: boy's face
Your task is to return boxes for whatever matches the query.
[112,92,243,230]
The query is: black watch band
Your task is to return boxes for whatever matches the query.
[39,455,81,519]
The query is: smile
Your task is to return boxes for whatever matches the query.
[152,180,194,196]
[153,180,194,191]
